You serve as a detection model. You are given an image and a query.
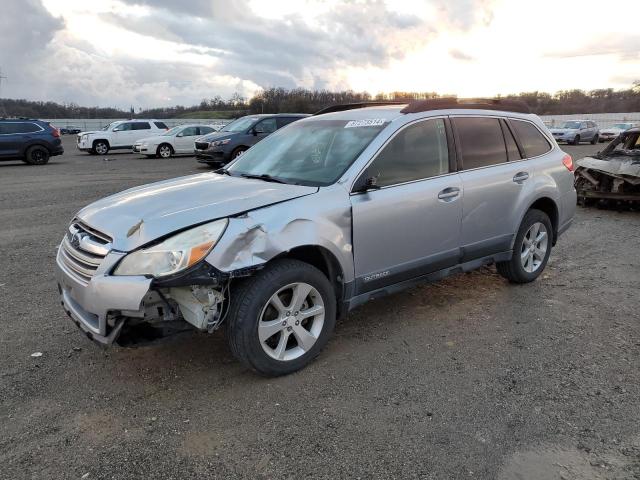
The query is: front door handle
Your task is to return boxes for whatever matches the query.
[437,187,460,201]
[513,172,529,183]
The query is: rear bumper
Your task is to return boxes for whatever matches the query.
[56,246,152,344]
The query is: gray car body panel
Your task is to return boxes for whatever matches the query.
[56,105,576,344]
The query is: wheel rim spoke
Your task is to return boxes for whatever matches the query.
[292,326,316,352]
[521,222,547,273]
[273,331,290,360]
[269,294,287,315]
[258,319,284,342]
[298,304,324,320]
[290,283,312,312]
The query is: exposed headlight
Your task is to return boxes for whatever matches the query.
[114,219,228,277]
[211,138,231,147]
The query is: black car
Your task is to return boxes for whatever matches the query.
[0,118,64,165]
[60,125,82,135]
[195,113,308,167]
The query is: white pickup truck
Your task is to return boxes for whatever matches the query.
[77,120,168,155]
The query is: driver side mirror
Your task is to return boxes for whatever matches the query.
[353,175,381,194]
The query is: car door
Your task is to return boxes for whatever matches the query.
[248,117,278,147]
[111,122,133,147]
[0,123,20,157]
[350,117,462,294]
[579,122,592,141]
[174,126,199,153]
[453,116,541,261]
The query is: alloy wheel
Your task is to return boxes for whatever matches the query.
[159,145,172,158]
[258,282,325,361]
[520,222,548,273]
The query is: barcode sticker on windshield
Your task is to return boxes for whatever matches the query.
[344,119,386,128]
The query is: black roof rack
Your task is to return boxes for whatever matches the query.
[313,101,406,116]
[400,97,531,114]
[313,97,531,117]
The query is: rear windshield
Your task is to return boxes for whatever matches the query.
[228,119,388,186]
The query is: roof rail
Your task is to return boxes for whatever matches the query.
[313,101,406,116]
[400,97,531,114]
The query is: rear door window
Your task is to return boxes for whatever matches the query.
[0,122,42,134]
[361,118,449,187]
[132,122,151,130]
[452,117,507,170]
[510,119,552,158]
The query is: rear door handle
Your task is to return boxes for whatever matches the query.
[513,172,529,183]
[437,187,460,201]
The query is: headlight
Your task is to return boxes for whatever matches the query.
[114,219,228,277]
[211,138,231,147]
[82,134,88,141]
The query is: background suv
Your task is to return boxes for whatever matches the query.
[550,120,599,145]
[195,113,308,167]
[0,118,63,165]
[77,120,169,155]
[56,99,576,376]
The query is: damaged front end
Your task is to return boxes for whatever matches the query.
[575,128,640,207]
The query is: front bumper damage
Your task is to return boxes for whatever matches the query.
[56,245,234,346]
[575,156,640,205]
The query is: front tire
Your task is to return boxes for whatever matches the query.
[590,134,599,145]
[157,144,173,158]
[496,209,552,284]
[23,145,50,165]
[231,147,247,160]
[571,135,580,146]
[226,259,336,376]
[93,141,109,155]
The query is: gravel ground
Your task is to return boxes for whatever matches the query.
[0,138,639,480]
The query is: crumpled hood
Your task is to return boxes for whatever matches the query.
[77,173,318,251]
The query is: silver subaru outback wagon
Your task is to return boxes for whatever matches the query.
[55,99,576,376]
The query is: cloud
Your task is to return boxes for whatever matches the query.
[449,49,475,61]
[544,34,640,61]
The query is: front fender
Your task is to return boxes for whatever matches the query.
[205,186,355,283]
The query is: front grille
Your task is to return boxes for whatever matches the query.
[195,141,209,150]
[60,222,112,283]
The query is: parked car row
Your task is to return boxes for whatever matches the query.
[548,120,639,145]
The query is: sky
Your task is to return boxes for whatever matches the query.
[1,0,639,109]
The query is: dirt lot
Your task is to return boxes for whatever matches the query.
[1,137,639,479]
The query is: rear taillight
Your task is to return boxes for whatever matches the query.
[52,128,60,138]
[562,153,573,172]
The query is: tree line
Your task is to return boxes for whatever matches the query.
[2,84,640,119]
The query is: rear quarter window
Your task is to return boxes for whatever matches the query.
[154,122,168,129]
[510,119,552,158]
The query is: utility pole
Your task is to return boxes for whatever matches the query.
[0,67,7,117]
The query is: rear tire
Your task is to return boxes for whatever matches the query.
[226,259,336,376]
[571,135,580,146]
[496,209,552,284]
[23,145,50,165]
[590,134,599,145]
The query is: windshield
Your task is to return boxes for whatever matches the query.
[102,122,117,131]
[161,126,182,136]
[612,123,632,130]
[227,119,388,186]
[562,121,582,129]
[221,117,257,133]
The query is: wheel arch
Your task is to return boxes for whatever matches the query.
[271,245,347,318]
[19,140,52,156]
[157,142,174,154]
[92,138,110,149]
[526,196,559,244]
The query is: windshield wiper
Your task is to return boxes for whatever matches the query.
[239,173,288,184]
